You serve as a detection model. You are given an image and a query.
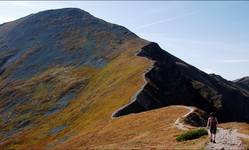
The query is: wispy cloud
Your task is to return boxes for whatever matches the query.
[135,33,234,50]
[134,10,199,30]
[219,59,249,63]
[135,33,249,54]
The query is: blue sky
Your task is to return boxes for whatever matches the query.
[0,1,248,80]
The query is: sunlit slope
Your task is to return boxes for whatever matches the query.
[0,38,152,149]
[0,8,153,149]
[55,105,248,150]
[1,7,248,150]
[55,106,208,149]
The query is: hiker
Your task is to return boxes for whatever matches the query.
[206,112,218,143]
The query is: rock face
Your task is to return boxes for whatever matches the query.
[113,42,249,123]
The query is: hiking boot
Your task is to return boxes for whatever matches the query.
[210,139,213,142]
[213,140,216,143]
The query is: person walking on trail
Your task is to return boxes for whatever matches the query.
[207,112,218,143]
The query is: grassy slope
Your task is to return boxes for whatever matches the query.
[1,35,247,149]
[0,39,152,149]
[57,106,248,149]
[56,106,209,149]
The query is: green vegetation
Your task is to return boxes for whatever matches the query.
[0,116,3,124]
[176,128,208,142]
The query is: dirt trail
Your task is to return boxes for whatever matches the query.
[173,105,249,150]
[205,128,247,150]
[174,105,195,131]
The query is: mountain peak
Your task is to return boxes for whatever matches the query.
[30,7,91,19]
[0,7,248,149]
[0,8,139,80]
[234,76,249,83]
[234,76,249,91]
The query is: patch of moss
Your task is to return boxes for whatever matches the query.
[176,128,208,142]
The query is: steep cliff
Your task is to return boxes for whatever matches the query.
[113,43,249,123]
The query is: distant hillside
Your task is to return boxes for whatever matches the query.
[0,8,248,149]
[234,76,249,91]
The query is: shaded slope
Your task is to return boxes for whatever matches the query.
[113,42,249,123]
[234,76,249,92]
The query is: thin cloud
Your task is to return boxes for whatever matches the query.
[135,33,247,53]
[219,59,249,63]
[134,10,199,30]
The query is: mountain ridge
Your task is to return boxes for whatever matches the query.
[234,76,249,91]
[113,42,249,123]
[0,8,248,149]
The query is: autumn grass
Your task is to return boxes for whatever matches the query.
[0,38,151,149]
[0,37,221,149]
[58,106,189,149]
[56,106,209,149]
[0,66,98,148]
[241,138,249,150]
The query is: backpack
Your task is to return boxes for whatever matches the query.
[209,117,217,128]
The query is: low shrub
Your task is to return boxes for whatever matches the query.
[176,128,208,141]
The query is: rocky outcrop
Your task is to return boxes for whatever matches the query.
[113,42,249,123]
